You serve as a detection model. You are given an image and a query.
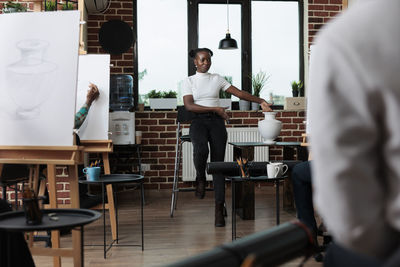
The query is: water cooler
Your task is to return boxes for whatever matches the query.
[109,111,135,144]
[109,75,135,144]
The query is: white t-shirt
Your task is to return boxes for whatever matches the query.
[182,72,231,107]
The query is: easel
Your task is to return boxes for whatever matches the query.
[80,140,118,240]
[0,146,83,267]
[1,2,89,266]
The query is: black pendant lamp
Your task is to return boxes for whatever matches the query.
[218,0,238,50]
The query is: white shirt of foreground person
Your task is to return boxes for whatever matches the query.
[308,0,400,260]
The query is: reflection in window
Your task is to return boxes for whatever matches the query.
[137,0,187,105]
[252,1,299,105]
[199,3,241,100]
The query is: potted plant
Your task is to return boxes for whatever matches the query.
[291,80,303,97]
[220,76,232,110]
[148,89,178,110]
[250,70,270,110]
[2,1,27,13]
[44,1,57,11]
[61,2,75,10]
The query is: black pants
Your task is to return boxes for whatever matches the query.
[189,113,227,203]
[291,161,317,235]
[324,242,383,267]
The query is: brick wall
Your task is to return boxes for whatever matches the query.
[86,1,134,75]
[308,0,344,45]
[135,110,305,191]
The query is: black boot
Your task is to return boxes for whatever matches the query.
[215,201,225,227]
[195,178,205,199]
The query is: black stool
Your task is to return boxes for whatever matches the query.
[170,106,195,217]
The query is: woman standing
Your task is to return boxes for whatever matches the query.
[182,48,272,227]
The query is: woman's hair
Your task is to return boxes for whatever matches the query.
[189,48,213,58]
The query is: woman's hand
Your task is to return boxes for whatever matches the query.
[215,107,229,120]
[86,83,100,106]
[261,101,273,112]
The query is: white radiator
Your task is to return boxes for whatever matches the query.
[182,128,269,181]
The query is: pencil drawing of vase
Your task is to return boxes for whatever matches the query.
[5,39,57,119]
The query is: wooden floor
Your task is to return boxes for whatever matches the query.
[32,186,323,267]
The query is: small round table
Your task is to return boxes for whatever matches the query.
[227,175,287,241]
[79,174,144,259]
[0,208,101,267]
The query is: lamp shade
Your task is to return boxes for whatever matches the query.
[218,33,238,50]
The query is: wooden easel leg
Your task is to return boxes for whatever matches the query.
[68,164,83,265]
[47,164,58,208]
[72,229,82,267]
[106,184,117,240]
[47,164,61,267]
[38,178,46,199]
[68,165,80,208]
[102,152,117,241]
[102,152,111,175]
[32,165,40,195]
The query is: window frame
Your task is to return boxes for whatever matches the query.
[133,0,304,109]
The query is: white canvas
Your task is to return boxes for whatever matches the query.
[76,54,110,140]
[0,11,80,146]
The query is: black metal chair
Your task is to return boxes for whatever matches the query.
[170,106,196,217]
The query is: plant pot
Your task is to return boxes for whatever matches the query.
[219,98,232,110]
[258,112,282,144]
[137,103,144,111]
[149,98,177,110]
[251,102,260,111]
[299,88,305,97]
[239,100,250,111]
[292,90,299,97]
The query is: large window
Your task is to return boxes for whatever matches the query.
[137,0,187,105]
[252,1,300,105]
[199,3,242,100]
[136,0,303,107]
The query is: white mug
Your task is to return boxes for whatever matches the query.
[270,162,289,177]
[267,164,280,178]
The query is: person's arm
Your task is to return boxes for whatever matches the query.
[74,83,100,129]
[225,86,272,112]
[183,95,229,120]
[74,104,90,129]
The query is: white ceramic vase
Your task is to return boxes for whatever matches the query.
[258,112,282,144]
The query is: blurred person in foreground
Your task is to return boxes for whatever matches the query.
[308,1,400,266]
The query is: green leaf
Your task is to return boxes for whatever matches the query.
[250,70,270,97]
[147,89,177,98]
